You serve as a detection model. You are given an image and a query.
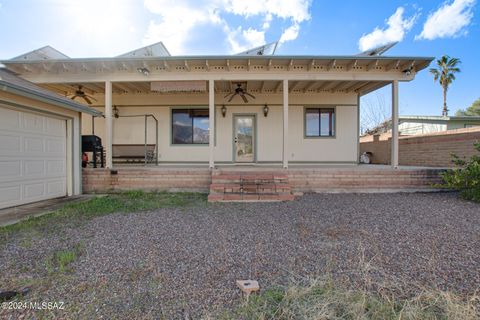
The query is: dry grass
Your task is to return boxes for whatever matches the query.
[227,278,479,320]
[220,248,479,320]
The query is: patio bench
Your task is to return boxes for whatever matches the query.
[112,144,156,163]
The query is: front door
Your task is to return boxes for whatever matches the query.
[234,115,255,163]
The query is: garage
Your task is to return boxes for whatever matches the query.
[0,68,101,210]
[0,106,67,209]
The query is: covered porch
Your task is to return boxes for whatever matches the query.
[52,77,395,169]
[2,56,431,170]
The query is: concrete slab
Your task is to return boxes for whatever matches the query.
[0,195,94,227]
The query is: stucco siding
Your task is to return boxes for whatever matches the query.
[81,93,359,164]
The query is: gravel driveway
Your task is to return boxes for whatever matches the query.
[1,192,479,319]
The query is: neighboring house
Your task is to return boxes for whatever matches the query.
[365,115,480,136]
[0,68,101,209]
[1,43,433,170]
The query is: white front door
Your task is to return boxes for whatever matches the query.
[0,106,67,209]
[234,115,255,163]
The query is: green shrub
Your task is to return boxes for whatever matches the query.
[441,142,480,202]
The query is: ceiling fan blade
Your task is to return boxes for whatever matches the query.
[83,96,92,104]
[70,96,76,100]
[86,94,97,102]
[224,92,233,98]
[228,94,236,102]
[241,94,248,103]
[244,92,256,99]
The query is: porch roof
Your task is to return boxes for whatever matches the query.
[1,54,433,98]
[1,55,433,74]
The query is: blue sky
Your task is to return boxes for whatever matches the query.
[0,0,478,119]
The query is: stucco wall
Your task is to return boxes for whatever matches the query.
[81,92,359,163]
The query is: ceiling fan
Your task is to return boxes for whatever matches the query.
[224,83,256,103]
[69,85,97,104]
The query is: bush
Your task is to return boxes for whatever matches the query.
[441,142,480,202]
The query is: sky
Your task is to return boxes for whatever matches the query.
[0,0,478,120]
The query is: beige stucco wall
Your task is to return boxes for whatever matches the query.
[81,92,359,163]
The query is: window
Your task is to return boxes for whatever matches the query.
[172,109,209,144]
[305,108,335,137]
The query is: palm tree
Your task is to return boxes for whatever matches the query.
[429,55,461,116]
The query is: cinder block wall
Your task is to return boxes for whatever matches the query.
[360,127,480,167]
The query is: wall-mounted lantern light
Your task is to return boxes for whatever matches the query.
[221,105,227,117]
[263,104,269,117]
[113,105,120,118]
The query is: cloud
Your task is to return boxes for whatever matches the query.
[416,0,476,40]
[225,27,266,53]
[358,7,418,51]
[143,0,312,54]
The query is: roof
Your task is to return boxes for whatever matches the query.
[236,41,278,56]
[400,115,480,121]
[10,45,70,61]
[0,44,434,99]
[0,68,101,116]
[117,42,170,58]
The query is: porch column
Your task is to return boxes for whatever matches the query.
[391,80,399,168]
[282,79,289,168]
[208,79,215,168]
[105,80,113,168]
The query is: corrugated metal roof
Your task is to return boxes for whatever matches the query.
[0,68,101,116]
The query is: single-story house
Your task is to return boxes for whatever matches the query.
[364,115,480,136]
[1,43,433,171]
[0,68,101,209]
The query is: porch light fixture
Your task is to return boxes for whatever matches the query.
[402,67,413,76]
[137,67,150,76]
[221,105,227,117]
[263,104,269,117]
[113,105,119,118]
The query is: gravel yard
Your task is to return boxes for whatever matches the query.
[1,192,479,319]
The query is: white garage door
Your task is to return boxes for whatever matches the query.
[0,106,67,209]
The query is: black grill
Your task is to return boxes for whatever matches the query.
[82,135,104,168]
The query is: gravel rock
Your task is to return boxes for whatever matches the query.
[1,192,479,319]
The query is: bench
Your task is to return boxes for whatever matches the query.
[112,144,156,163]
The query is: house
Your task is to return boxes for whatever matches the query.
[364,115,480,136]
[0,68,101,209]
[1,43,441,199]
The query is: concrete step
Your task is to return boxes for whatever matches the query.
[208,170,294,202]
[208,193,295,202]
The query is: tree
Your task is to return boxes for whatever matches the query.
[360,92,390,134]
[429,55,461,116]
[456,97,480,116]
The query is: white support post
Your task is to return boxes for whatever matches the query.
[283,80,289,169]
[105,80,113,168]
[391,80,399,168]
[209,79,215,169]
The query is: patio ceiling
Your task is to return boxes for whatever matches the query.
[37,79,391,97]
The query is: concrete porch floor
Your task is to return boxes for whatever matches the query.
[107,164,449,170]
[0,195,94,227]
